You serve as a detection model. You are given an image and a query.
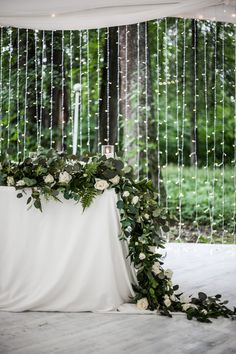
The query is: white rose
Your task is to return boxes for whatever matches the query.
[164,269,173,279]
[137,297,149,311]
[139,252,146,261]
[132,196,139,204]
[179,294,191,304]
[43,174,54,184]
[7,176,15,186]
[182,303,197,311]
[148,246,156,253]
[164,295,171,308]
[16,180,25,187]
[123,191,130,197]
[94,179,109,191]
[59,171,72,184]
[109,175,120,185]
[152,262,162,275]
[79,161,86,167]
[144,213,149,220]
[201,309,207,315]
[182,303,192,311]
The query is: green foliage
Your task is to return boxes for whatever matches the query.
[164,165,235,240]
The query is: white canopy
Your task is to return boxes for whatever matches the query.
[0,0,236,30]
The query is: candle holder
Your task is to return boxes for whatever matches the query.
[101,145,114,159]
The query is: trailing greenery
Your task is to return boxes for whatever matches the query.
[0,149,235,322]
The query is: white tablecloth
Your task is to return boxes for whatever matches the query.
[0,187,136,312]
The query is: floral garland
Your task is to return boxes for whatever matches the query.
[0,149,235,323]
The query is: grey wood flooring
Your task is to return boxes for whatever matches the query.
[1,243,236,354]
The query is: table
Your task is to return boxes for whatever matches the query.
[0,187,136,312]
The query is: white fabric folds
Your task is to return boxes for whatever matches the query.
[0,0,235,30]
[0,187,136,312]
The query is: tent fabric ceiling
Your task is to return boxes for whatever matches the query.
[0,0,236,30]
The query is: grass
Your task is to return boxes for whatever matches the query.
[162,165,236,243]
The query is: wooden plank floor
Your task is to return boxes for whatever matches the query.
[1,244,236,354]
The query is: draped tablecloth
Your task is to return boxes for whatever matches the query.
[0,187,136,312]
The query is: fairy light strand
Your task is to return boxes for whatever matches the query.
[221,24,225,243]
[39,30,45,150]
[164,18,169,210]
[0,27,3,154]
[124,25,128,159]
[34,30,39,149]
[203,22,212,240]
[178,18,187,240]
[156,20,161,204]
[211,22,218,242]
[16,28,20,160]
[61,30,65,151]
[96,28,100,151]
[23,29,29,159]
[69,30,73,149]
[117,27,120,149]
[79,30,83,152]
[175,19,181,238]
[233,24,236,244]
[86,29,91,150]
[49,31,54,149]
[7,27,12,150]
[144,21,149,179]
[137,23,140,179]
[106,27,110,144]
[193,20,199,236]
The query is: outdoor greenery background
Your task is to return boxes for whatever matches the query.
[0,18,235,242]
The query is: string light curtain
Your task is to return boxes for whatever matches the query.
[0,19,235,243]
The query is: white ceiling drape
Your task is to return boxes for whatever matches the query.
[0,0,236,30]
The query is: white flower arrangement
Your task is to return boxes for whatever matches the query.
[138,252,146,260]
[94,179,109,191]
[43,174,54,184]
[164,269,173,279]
[137,297,149,310]
[59,171,72,184]
[7,176,15,186]
[182,303,198,311]
[179,294,191,304]
[152,262,162,275]
[132,196,139,204]
[164,295,172,308]
[109,175,120,185]
[16,180,25,187]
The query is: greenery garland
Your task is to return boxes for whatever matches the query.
[0,149,235,323]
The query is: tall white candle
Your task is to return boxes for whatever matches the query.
[72,83,81,155]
